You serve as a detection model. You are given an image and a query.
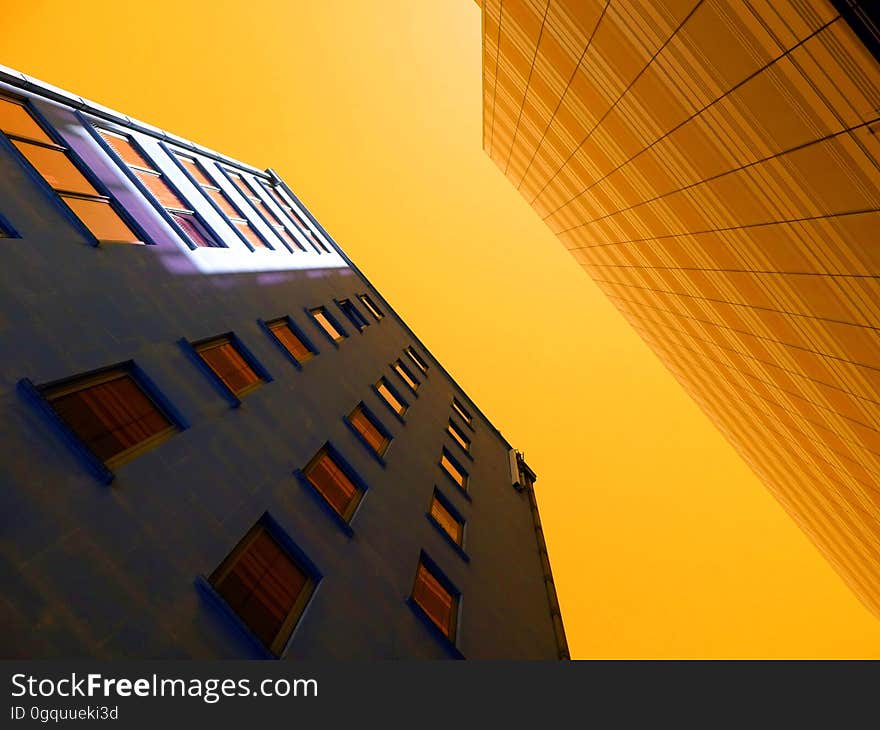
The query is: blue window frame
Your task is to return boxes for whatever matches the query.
[446,418,472,458]
[358,293,384,321]
[164,146,275,252]
[439,447,469,497]
[258,316,318,369]
[294,442,369,536]
[404,346,428,375]
[257,178,329,253]
[407,550,464,657]
[307,306,348,345]
[87,124,223,250]
[427,488,469,562]
[196,512,321,658]
[372,376,409,422]
[178,332,272,408]
[216,165,307,253]
[391,358,420,395]
[0,97,151,247]
[0,208,18,238]
[17,361,188,484]
[345,401,393,465]
[336,298,370,332]
[452,397,474,430]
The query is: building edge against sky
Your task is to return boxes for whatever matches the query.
[475,0,880,617]
[0,65,568,659]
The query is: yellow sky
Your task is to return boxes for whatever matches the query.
[6,0,880,657]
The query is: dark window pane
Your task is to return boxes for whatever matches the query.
[305,450,359,517]
[47,371,174,463]
[198,339,262,395]
[413,563,456,637]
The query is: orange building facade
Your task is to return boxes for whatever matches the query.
[475,0,880,615]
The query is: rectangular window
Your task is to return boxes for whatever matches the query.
[98,129,220,248]
[429,490,464,546]
[375,377,408,418]
[175,154,270,250]
[392,359,419,393]
[40,366,177,466]
[259,180,329,253]
[337,299,369,332]
[347,403,390,457]
[440,448,468,490]
[358,294,384,321]
[225,170,301,252]
[451,398,473,427]
[404,346,428,374]
[0,96,141,244]
[266,318,314,364]
[411,556,459,640]
[195,335,264,397]
[309,307,346,343]
[302,445,363,520]
[208,517,316,656]
[447,419,471,453]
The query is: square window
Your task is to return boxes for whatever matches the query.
[404,346,428,374]
[392,359,419,393]
[440,448,468,491]
[337,299,369,332]
[411,554,459,640]
[346,402,391,457]
[302,445,364,521]
[309,307,347,343]
[429,489,465,547]
[446,419,471,453]
[266,318,315,364]
[194,335,264,397]
[208,517,317,657]
[358,293,384,320]
[40,365,178,466]
[451,398,473,427]
[374,377,408,418]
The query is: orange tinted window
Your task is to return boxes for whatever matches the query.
[210,526,311,655]
[312,309,344,341]
[233,219,269,249]
[405,346,428,373]
[98,130,153,170]
[227,172,254,200]
[446,421,470,452]
[269,321,312,362]
[376,380,406,416]
[304,449,360,518]
[206,187,241,219]
[63,197,140,243]
[197,339,262,395]
[440,452,466,488]
[170,212,217,248]
[13,140,98,195]
[393,361,419,391]
[430,497,463,544]
[452,399,472,426]
[349,405,389,455]
[0,97,53,143]
[412,562,456,637]
[45,370,175,463]
[133,169,187,210]
[178,156,215,187]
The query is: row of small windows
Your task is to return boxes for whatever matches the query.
[0,93,330,255]
[20,337,469,654]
